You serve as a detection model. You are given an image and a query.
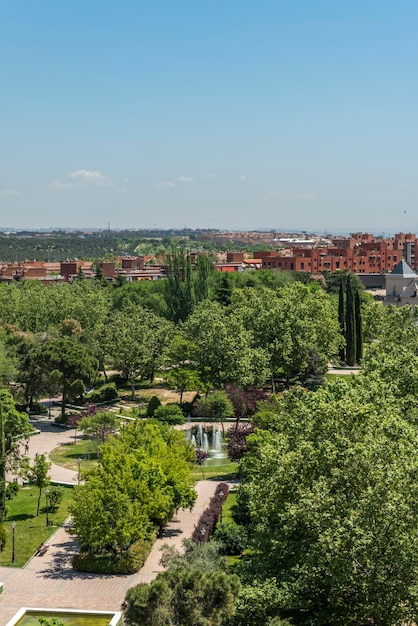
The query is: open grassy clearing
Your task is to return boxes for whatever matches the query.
[49,439,99,472]
[191,461,238,482]
[2,484,74,567]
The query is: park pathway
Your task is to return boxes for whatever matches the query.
[1,458,224,625]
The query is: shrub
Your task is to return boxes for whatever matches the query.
[73,535,155,574]
[146,395,162,417]
[85,383,119,404]
[153,403,186,425]
[213,520,247,555]
[192,483,229,544]
[48,486,64,511]
[0,524,7,551]
[6,481,19,500]
[31,401,48,415]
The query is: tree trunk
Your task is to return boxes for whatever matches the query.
[36,487,41,516]
[130,378,135,401]
[271,372,276,393]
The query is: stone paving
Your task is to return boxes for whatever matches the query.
[0,415,225,625]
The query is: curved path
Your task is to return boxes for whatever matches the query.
[1,418,229,625]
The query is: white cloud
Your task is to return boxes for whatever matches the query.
[1,189,21,196]
[49,180,75,190]
[239,175,246,181]
[156,181,175,189]
[265,191,281,199]
[202,173,215,179]
[178,176,194,183]
[50,168,114,190]
[116,187,127,194]
[69,169,113,186]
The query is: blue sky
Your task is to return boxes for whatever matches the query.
[2,1,418,232]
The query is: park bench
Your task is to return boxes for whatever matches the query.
[36,542,49,557]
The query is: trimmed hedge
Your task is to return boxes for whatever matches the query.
[192,482,229,544]
[72,534,155,574]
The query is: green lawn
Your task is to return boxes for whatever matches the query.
[191,461,238,482]
[49,439,99,472]
[1,484,74,567]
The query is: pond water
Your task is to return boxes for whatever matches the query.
[16,613,112,626]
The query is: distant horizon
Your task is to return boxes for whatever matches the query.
[0,226,412,238]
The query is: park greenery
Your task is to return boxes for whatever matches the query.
[2,257,418,623]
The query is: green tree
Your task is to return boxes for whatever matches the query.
[184,301,268,389]
[240,378,418,626]
[164,366,203,403]
[164,249,195,323]
[42,337,98,415]
[0,390,31,522]
[355,289,363,363]
[234,283,340,389]
[79,411,118,445]
[196,391,234,426]
[345,273,356,365]
[338,279,345,362]
[104,305,173,399]
[28,453,51,516]
[70,421,196,556]
[123,541,240,626]
[153,404,186,425]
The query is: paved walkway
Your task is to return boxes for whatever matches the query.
[1,416,227,625]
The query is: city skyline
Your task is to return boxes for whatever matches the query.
[2,1,418,232]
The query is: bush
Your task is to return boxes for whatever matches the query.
[6,482,19,500]
[0,524,6,551]
[153,403,186,425]
[85,383,119,404]
[48,486,64,511]
[213,520,247,555]
[73,535,155,574]
[146,395,162,417]
[192,483,229,544]
[31,401,48,415]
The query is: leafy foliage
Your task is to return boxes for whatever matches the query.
[238,378,418,625]
[153,404,186,425]
[70,421,196,564]
[123,540,240,626]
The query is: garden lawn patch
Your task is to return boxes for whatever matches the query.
[2,484,74,567]
[49,439,99,472]
[191,461,238,482]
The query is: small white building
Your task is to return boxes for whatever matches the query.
[384,260,418,306]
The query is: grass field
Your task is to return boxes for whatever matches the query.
[2,484,74,567]
[49,439,99,472]
[191,461,238,482]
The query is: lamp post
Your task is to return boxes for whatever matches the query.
[77,457,81,485]
[11,520,16,563]
[218,490,224,523]
[45,488,49,527]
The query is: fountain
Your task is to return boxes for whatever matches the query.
[214,429,222,452]
[188,424,227,466]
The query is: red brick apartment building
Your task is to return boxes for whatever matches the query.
[259,233,418,274]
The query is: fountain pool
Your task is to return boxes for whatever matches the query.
[5,609,121,626]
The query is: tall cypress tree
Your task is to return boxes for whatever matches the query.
[355,290,363,363]
[338,279,346,362]
[345,274,356,366]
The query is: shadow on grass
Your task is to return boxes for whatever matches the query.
[6,512,34,522]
